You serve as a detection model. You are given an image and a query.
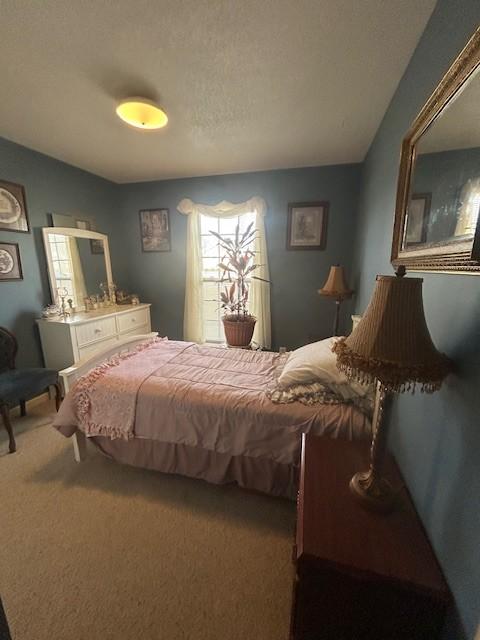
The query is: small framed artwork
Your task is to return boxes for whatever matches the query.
[405,193,431,246]
[139,208,171,252]
[287,201,329,250]
[0,180,30,233]
[0,242,23,281]
[90,239,104,254]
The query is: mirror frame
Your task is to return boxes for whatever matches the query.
[42,227,113,307]
[391,27,480,273]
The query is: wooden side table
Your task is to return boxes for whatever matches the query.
[290,435,451,640]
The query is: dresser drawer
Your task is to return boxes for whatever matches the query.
[120,324,149,339]
[117,308,149,334]
[78,336,119,362]
[75,317,117,347]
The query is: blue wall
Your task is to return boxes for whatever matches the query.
[0,136,361,362]
[114,165,361,350]
[352,2,480,638]
[0,137,119,368]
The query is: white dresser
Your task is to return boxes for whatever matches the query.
[37,303,152,371]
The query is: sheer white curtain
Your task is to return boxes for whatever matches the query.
[177,197,271,348]
[455,177,480,237]
[68,237,87,307]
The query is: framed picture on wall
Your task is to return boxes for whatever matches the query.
[90,239,104,254]
[404,193,431,246]
[76,219,92,230]
[0,180,30,233]
[139,208,171,252]
[0,242,23,281]
[287,201,329,250]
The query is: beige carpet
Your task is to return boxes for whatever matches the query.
[0,400,294,640]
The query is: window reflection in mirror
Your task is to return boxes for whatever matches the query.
[47,234,108,307]
[403,67,480,251]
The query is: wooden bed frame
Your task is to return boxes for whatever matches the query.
[58,332,158,462]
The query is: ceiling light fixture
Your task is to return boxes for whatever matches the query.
[116,97,168,130]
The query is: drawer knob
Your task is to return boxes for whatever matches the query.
[131,318,136,323]
[94,328,102,334]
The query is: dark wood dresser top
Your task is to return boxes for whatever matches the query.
[296,435,450,601]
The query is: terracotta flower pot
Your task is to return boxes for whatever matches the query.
[222,314,256,347]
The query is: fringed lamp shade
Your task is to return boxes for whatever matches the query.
[319,265,353,299]
[333,275,451,393]
[318,265,353,335]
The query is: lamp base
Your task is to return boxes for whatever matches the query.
[349,470,396,513]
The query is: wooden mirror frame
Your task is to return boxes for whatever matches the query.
[391,27,480,273]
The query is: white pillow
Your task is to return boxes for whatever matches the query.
[278,337,372,401]
[278,337,344,389]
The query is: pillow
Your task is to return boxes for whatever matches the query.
[278,337,345,389]
[267,380,344,406]
[267,378,374,416]
[278,337,373,403]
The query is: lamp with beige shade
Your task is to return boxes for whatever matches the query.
[318,265,353,336]
[333,267,451,512]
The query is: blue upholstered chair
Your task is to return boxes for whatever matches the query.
[0,327,61,453]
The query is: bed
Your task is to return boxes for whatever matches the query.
[53,333,371,499]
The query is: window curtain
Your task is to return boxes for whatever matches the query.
[455,177,480,237]
[177,197,271,349]
[68,237,87,307]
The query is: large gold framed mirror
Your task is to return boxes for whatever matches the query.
[392,27,480,272]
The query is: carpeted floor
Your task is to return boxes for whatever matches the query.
[0,400,295,640]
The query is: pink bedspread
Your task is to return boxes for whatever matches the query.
[72,337,169,439]
[54,340,371,466]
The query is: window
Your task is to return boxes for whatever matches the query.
[200,211,256,342]
[49,234,77,305]
[455,177,480,237]
[179,195,270,348]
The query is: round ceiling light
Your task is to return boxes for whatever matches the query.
[116,97,168,130]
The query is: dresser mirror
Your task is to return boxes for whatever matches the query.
[42,227,113,309]
[392,27,480,272]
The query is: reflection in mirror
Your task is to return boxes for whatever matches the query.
[403,66,480,251]
[46,232,109,308]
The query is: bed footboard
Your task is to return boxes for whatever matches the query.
[73,430,87,462]
[58,332,158,393]
[57,332,158,462]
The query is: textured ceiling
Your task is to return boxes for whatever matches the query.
[1,0,435,183]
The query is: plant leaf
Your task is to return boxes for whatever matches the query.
[240,222,254,242]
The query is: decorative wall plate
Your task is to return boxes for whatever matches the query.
[0,242,23,280]
[0,180,30,233]
[0,187,22,224]
[0,248,14,274]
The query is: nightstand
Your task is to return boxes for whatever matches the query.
[290,435,450,640]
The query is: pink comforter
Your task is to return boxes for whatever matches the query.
[54,340,371,466]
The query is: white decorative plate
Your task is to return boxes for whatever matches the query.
[0,248,14,274]
[0,187,22,224]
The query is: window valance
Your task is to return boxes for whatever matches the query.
[177,197,267,219]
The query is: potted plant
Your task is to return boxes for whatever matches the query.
[210,222,269,347]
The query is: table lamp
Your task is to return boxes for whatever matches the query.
[332,267,451,512]
[318,265,353,335]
